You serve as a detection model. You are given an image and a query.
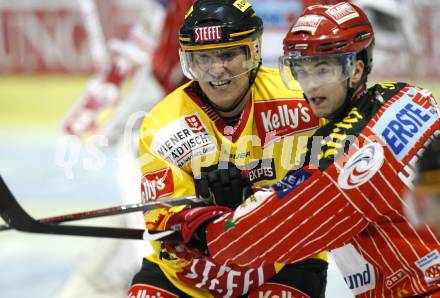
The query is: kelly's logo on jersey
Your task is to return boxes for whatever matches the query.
[194,26,222,43]
[254,99,318,146]
[141,167,174,202]
[129,284,178,298]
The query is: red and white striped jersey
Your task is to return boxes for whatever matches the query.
[206,82,440,297]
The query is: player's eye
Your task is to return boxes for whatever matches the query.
[196,54,211,64]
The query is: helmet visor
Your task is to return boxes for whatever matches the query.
[279,52,356,90]
[179,39,260,82]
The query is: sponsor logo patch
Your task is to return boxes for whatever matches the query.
[326,2,359,24]
[233,0,251,12]
[179,258,275,297]
[415,250,440,285]
[248,282,311,298]
[291,14,324,35]
[242,158,276,183]
[151,113,216,167]
[184,114,205,133]
[194,26,222,43]
[141,167,174,202]
[372,90,438,162]
[331,244,376,295]
[344,264,375,294]
[254,99,318,147]
[338,143,384,189]
[273,168,311,199]
[129,284,178,298]
[385,269,408,289]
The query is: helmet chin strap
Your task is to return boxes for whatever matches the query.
[201,62,262,114]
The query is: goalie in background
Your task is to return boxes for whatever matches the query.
[62,0,190,144]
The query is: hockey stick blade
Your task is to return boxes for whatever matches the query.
[0,176,207,239]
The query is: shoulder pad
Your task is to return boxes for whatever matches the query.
[372,82,407,102]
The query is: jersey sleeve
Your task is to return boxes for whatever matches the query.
[138,109,199,253]
[206,88,440,268]
[139,111,196,203]
[206,162,370,268]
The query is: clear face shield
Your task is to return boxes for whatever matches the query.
[179,38,261,82]
[279,52,356,91]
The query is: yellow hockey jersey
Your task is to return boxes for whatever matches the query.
[138,67,326,297]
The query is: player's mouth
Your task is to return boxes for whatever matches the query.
[209,79,231,88]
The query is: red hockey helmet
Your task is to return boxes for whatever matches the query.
[279,2,374,90]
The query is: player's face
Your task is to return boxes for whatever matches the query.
[193,47,251,110]
[294,59,348,118]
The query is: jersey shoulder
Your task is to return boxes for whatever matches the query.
[370,81,437,105]
[370,82,409,102]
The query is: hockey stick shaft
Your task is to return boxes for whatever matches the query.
[0,194,205,231]
[0,176,207,239]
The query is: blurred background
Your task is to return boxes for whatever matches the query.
[0,0,439,297]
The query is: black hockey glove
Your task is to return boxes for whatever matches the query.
[195,163,253,210]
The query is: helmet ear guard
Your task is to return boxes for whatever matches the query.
[356,40,374,76]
